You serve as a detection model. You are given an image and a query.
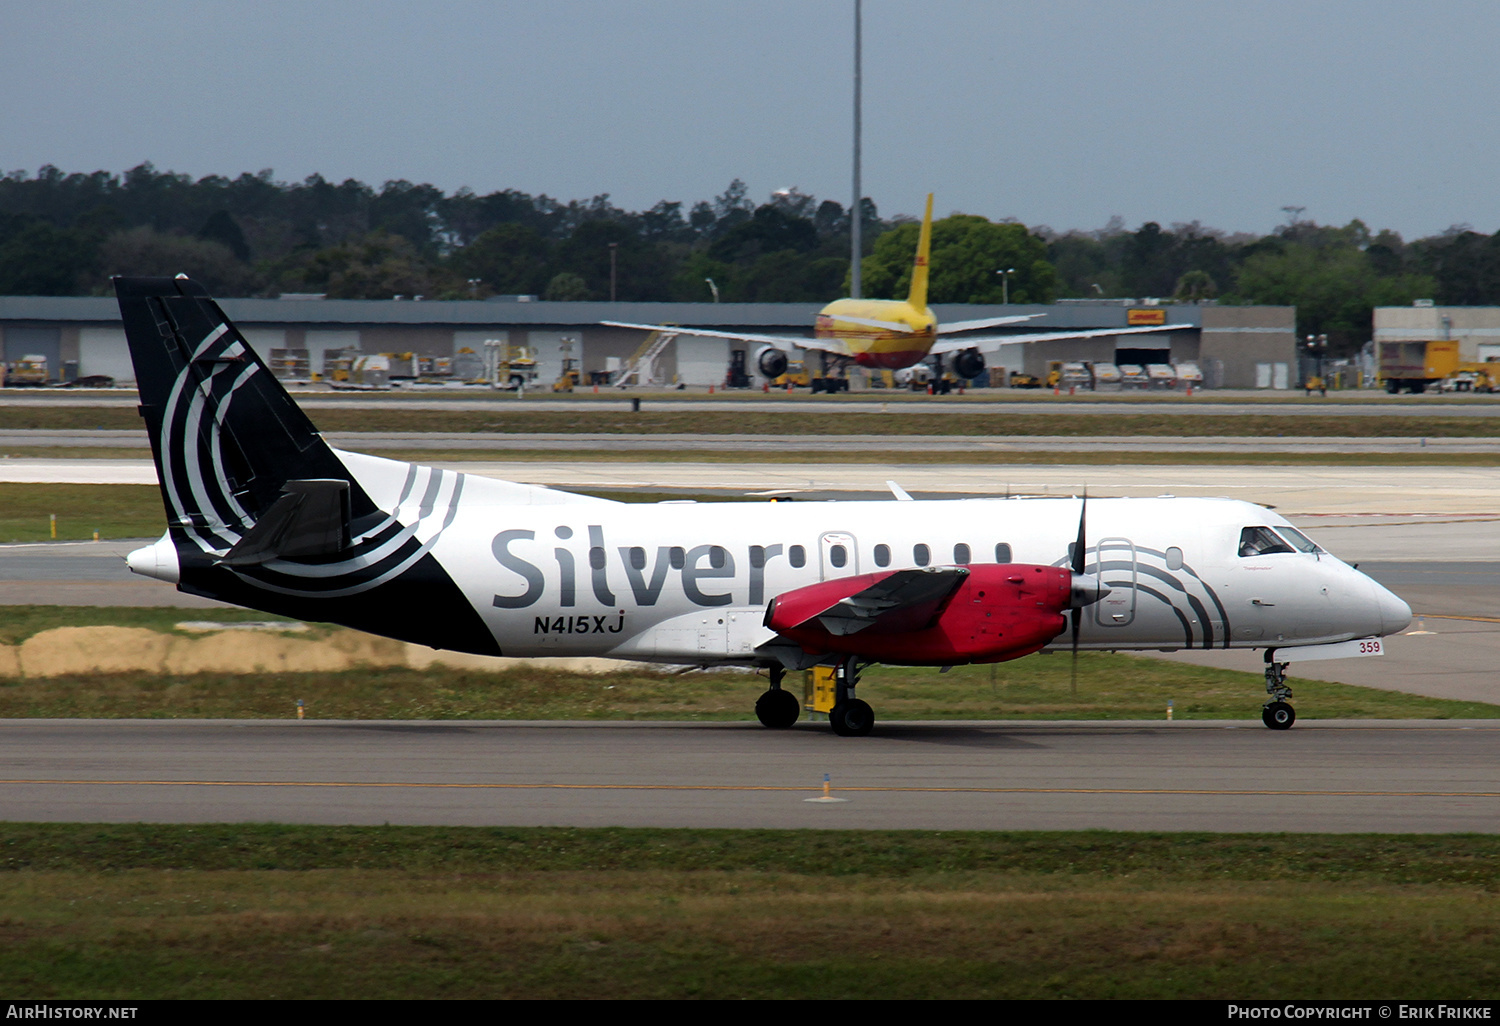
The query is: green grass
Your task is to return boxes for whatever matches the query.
[0,825,1496,998]
[1,823,1497,880]
[1,640,1495,721]
[0,483,164,542]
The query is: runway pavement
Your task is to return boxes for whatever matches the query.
[6,389,1500,415]
[9,457,1500,513]
[5,428,1500,455]
[0,718,1494,832]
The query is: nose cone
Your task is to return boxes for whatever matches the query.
[1374,581,1412,636]
[1069,573,1111,609]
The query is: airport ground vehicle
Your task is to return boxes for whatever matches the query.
[1444,363,1500,392]
[1379,340,1459,393]
[6,355,48,386]
[1377,340,1500,394]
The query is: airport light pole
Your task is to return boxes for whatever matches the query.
[705,277,720,303]
[997,267,1016,305]
[608,243,619,303]
[850,0,862,299]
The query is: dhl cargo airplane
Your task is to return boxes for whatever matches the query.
[604,194,1178,381]
[116,275,1411,735]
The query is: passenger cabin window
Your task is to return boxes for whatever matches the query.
[749,545,765,569]
[629,546,647,570]
[1165,546,1184,571]
[709,545,727,569]
[874,543,891,567]
[829,544,847,568]
[994,543,1012,563]
[953,543,970,564]
[1238,527,1294,557]
[789,545,806,568]
[669,546,686,569]
[914,543,930,566]
[589,546,607,570]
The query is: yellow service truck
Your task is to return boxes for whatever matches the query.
[6,355,49,386]
[1379,340,1459,394]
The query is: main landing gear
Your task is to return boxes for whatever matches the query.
[755,665,801,729]
[830,655,874,737]
[755,658,876,736]
[1262,654,1296,730]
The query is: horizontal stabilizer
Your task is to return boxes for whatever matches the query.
[827,314,920,334]
[219,479,351,567]
[806,566,968,636]
[936,314,1044,334]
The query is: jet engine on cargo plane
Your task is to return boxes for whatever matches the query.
[951,349,985,381]
[756,345,788,379]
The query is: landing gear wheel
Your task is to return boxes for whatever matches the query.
[755,687,801,729]
[1262,701,1296,730]
[830,698,874,737]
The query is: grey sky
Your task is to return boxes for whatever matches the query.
[3,0,1497,239]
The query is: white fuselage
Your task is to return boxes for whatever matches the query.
[314,453,1410,665]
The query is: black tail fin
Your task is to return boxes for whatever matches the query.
[114,275,501,656]
[114,275,359,549]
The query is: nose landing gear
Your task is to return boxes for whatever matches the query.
[1262,655,1296,730]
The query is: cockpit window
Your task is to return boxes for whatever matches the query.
[1238,526,1295,557]
[1276,527,1323,553]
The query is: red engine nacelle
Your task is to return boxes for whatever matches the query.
[765,563,1073,666]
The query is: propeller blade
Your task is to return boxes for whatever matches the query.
[1072,494,1087,576]
[1070,606,1080,696]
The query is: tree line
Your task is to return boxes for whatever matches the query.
[2,162,1495,354]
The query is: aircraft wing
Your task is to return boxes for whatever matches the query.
[935,314,1044,334]
[929,324,1186,356]
[802,566,969,637]
[600,321,850,358]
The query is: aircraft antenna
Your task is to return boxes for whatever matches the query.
[851,0,862,299]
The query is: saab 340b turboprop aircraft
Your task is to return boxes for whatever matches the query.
[117,275,1411,735]
[604,195,1180,382]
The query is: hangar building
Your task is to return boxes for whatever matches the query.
[0,295,1295,389]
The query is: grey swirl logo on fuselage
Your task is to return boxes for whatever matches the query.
[1054,544,1231,649]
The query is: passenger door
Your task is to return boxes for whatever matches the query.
[1092,536,1138,627]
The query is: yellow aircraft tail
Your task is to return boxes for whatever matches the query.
[906,193,934,311]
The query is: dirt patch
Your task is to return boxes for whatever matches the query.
[3,626,643,678]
